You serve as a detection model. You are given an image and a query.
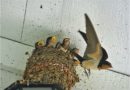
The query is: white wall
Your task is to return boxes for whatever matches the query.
[0,0,130,90]
[0,38,33,89]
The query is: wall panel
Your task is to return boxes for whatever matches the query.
[1,0,26,41]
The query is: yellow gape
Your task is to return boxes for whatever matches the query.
[37,40,44,46]
[51,36,57,43]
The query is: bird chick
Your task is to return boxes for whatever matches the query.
[35,40,44,49]
[70,48,81,65]
[55,38,70,52]
[70,48,80,59]
[45,36,57,47]
[33,40,44,54]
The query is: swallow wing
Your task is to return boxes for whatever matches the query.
[78,30,88,44]
[84,14,100,53]
[79,14,102,60]
[101,47,108,60]
[98,47,112,69]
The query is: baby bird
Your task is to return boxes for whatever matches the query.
[35,40,44,49]
[70,48,80,59]
[70,48,81,65]
[55,38,70,52]
[32,40,44,54]
[45,36,57,47]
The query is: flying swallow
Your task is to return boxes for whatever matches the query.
[45,36,57,47]
[55,38,70,52]
[75,14,112,76]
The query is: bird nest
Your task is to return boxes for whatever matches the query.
[23,47,79,90]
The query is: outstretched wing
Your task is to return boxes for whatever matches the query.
[79,14,102,59]
[78,30,88,44]
[84,13,100,53]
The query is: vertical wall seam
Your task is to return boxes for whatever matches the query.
[20,0,29,41]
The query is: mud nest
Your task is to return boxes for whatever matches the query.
[23,47,79,90]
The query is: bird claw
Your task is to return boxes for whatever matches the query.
[88,69,91,76]
[84,69,91,78]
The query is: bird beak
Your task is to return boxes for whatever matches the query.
[51,36,57,43]
[37,40,44,46]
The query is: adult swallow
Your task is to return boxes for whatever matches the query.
[75,14,112,76]
[45,36,57,47]
[55,38,70,52]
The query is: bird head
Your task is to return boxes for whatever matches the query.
[35,40,44,49]
[62,38,70,47]
[71,48,80,55]
[51,36,57,44]
[98,61,112,70]
[45,36,57,47]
